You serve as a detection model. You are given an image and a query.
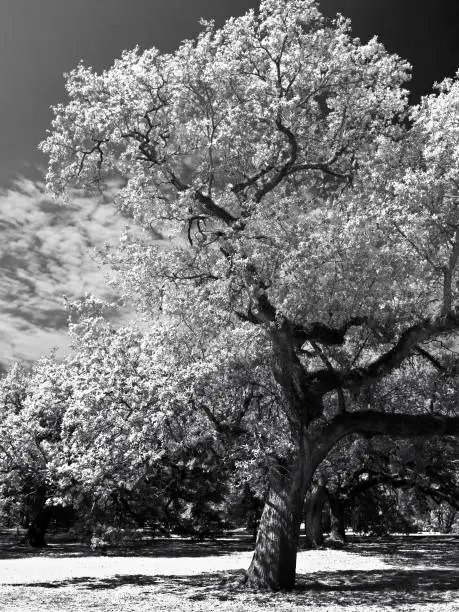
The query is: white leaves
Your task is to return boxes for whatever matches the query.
[31,0,459,507]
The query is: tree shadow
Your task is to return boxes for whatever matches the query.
[294,568,459,607]
[2,533,458,608]
[345,535,459,568]
[11,571,244,603]
[13,566,459,608]
[3,530,457,564]
[0,530,255,560]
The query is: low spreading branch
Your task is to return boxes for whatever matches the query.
[313,410,459,467]
[312,312,459,395]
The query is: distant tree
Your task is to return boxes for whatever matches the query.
[0,360,69,546]
[41,0,459,590]
[308,363,459,543]
[61,299,275,539]
[47,304,232,539]
[0,310,233,544]
[328,437,459,539]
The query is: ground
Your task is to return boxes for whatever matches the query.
[0,531,457,611]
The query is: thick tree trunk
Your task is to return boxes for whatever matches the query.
[328,494,346,545]
[26,505,52,548]
[304,485,329,548]
[245,455,312,591]
[243,325,320,590]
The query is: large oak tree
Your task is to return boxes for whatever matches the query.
[41,0,459,589]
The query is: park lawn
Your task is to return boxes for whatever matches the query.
[0,535,457,611]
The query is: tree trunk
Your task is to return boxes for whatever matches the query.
[245,455,312,590]
[304,485,329,548]
[328,494,346,545]
[26,505,52,548]
[242,394,459,590]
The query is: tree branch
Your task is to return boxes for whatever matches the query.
[240,285,367,347]
[415,346,445,372]
[341,471,459,511]
[311,341,346,413]
[193,190,238,225]
[313,410,459,467]
[293,317,367,348]
[254,118,298,202]
[312,312,459,394]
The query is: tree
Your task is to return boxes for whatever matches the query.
[0,305,236,544]
[308,361,459,542]
[0,359,70,546]
[41,0,459,590]
[308,435,459,542]
[47,300,252,540]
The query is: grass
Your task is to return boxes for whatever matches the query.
[0,531,458,611]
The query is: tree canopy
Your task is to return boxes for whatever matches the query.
[34,0,459,590]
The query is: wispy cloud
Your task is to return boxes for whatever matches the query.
[0,177,132,371]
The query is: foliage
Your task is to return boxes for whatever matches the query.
[0,312,229,536]
[27,0,459,587]
[40,0,458,417]
[0,358,71,528]
[315,360,459,536]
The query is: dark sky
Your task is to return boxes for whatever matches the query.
[0,0,458,184]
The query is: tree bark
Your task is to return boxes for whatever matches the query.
[304,485,329,548]
[245,453,312,591]
[317,412,459,454]
[26,505,52,548]
[328,493,346,544]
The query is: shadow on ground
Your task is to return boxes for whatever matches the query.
[346,535,459,569]
[3,531,458,565]
[11,567,459,608]
[0,530,255,560]
[2,532,458,608]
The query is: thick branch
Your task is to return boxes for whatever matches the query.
[193,191,238,225]
[242,288,367,348]
[342,473,459,510]
[312,312,459,394]
[311,341,346,413]
[313,410,459,467]
[231,165,276,195]
[167,170,238,225]
[343,474,411,502]
[293,317,367,348]
[162,166,238,226]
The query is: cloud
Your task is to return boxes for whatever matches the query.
[0,177,133,371]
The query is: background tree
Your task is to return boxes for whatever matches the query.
[49,302,231,540]
[310,435,459,543]
[0,359,70,546]
[308,359,459,543]
[45,299,277,541]
[41,0,459,590]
